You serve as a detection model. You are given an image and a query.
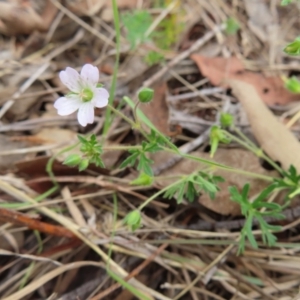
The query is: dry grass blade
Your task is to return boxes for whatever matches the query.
[50,0,115,47]
[2,261,104,300]
[0,179,169,300]
[0,249,62,266]
[61,186,87,227]
[143,24,225,87]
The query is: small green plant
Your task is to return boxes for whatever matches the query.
[40,1,300,298]
[282,1,300,55]
[122,1,185,72]
[284,37,300,55]
[220,112,234,128]
[122,10,152,49]
[274,165,300,199]
[130,172,153,186]
[229,184,284,254]
[163,171,224,203]
[48,0,300,277]
[119,131,165,176]
[284,76,300,93]
[144,50,165,66]
[281,0,295,5]
[124,210,142,231]
[53,63,299,257]
[224,17,240,35]
[209,125,231,158]
[64,134,105,171]
[151,0,184,50]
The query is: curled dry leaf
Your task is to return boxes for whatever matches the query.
[190,55,300,105]
[0,1,57,35]
[228,79,300,172]
[153,149,275,216]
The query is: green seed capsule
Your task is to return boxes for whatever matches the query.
[138,88,154,103]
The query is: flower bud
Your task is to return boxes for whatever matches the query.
[220,113,234,128]
[209,126,231,158]
[79,158,89,171]
[124,210,141,231]
[138,88,154,103]
[130,173,153,186]
[284,37,300,55]
[63,154,81,167]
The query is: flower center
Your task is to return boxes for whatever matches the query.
[80,88,93,102]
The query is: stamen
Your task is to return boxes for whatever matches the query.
[81,88,93,102]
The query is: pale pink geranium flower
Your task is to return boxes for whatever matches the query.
[54,64,109,126]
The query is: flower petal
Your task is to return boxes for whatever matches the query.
[54,96,81,116]
[93,88,109,108]
[77,102,95,126]
[80,64,99,85]
[59,67,81,92]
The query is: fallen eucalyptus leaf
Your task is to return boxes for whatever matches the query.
[228,79,300,172]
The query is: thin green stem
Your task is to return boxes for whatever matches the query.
[138,166,260,211]
[182,152,274,181]
[103,0,121,135]
[107,104,136,127]
[103,145,142,151]
[138,178,184,211]
[223,130,258,153]
[108,102,151,142]
[223,131,284,175]
[232,125,257,149]
[107,103,151,141]
[154,174,184,180]
[46,142,80,186]
[161,147,274,181]
[0,185,58,209]
[133,101,140,124]
[123,96,179,152]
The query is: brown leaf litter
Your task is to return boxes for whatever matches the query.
[229,79,300,172]
[140,82,179,136]
[190,55,300,105]
[153,148,276,216]
[1,0,300,299]
[0,1,57,35]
